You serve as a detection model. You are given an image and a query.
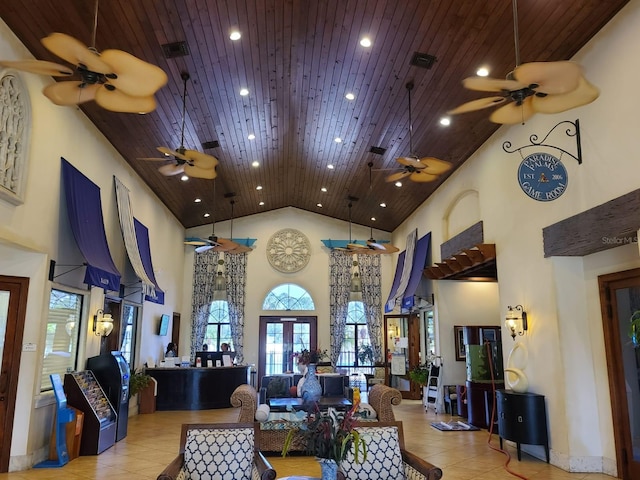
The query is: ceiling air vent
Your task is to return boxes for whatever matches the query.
[410,52,437,69]
[369,146,386,155]
[202,140,220,150]
[162,41,190,58]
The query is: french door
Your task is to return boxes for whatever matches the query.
[0,276,29,472]
[599,268,640,479]
[258,316,317,382]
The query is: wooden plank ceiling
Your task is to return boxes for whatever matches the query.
[0,0,628,231]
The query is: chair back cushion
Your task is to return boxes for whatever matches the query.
[341,425,405,480]
[322,375,346,396]
[183,427,254,479]
[264,376,291,398]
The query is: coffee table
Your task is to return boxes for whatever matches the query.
[268,396,352,412]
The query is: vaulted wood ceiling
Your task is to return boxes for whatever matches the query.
[0,0,628,231]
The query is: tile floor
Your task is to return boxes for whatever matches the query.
[0,400,618,479]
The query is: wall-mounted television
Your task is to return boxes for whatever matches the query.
[158,314,170,336]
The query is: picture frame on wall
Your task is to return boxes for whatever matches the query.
[454,325,466,361]
[158,314,170,336]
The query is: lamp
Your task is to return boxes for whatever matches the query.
[93,309,114,337]
[350,260,362,301]
[506,305,528,340]
[213,259,227,301]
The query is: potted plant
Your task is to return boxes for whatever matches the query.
[129,368,152,398]
[630,310,640,347]
[293,348,329,366]
[282,405,367,479]
[408,363,429,387]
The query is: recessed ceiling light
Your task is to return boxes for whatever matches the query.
[334,137,342,143]
[477,67,489,77]
[360,37,372,48]
[395,181,402,187]
[194,198,202,203]
[181,175,189,181]
[239,88,249,96]
[259,201,265,206]
[256,185,263,190]
[317,203,322,208]
[252,161,260,167]
[229,31,241,41]
[440,117,451,126]
[248,133,256,140]
[380,202,386,208]
[345,92,355,100]
[321,187,327,192]
[371,217,376,221]
[327,164,334,170]
[204,213,210,218]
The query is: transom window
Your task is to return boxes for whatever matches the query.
[262,283,315,310]
[203,300,232,351]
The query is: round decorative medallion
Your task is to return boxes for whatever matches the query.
[266,228,311,273]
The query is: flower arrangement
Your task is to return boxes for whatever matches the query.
[357,344,375,364]
[408,362,430,386]
[282,405,367,465]
[294,348,329,365]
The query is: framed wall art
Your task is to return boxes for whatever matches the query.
[454,325,466,361]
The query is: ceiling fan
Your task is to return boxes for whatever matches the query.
[139,72,218,180]
[335,199,399,255]
[381,82,452,183]
[447,0,599,125]
[0,0,167,113]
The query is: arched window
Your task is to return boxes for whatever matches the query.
[262,283,315,310]
[337,301,372,375]
[203,300,232,351]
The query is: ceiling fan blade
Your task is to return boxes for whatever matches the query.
[409,171,439,183]
[157,146,191,162]
[195,244,214,253]
[418,157,452,175]
[531,76,599,113]
[183,164,217,180]
[43,82,98,105]
[447,96,507,115]
[41,33,111,74]
[0,59,73,76]
[489,98,535,124]
[396,157,425,169]
[514,61,582,95]
[213,238,240,252]
[226,244,252,254]
[100,49,168,97]
[462,76,525,92]
[184,150,219,169]
[158,163,185,176]
[137,157,169,162]
[94,87,157,113]
[184,237,208,246]
[386,171,411,183]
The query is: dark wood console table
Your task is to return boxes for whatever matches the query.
[147,366,249,410]
[496,389,549,463]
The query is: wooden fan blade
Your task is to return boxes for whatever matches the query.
[0,59,73,76]
[355,243,399,255]
[514,61,581,95]
[409,171,439,183]
[43,82,98,105]
[386,171,410,183]
[447,96,507,115]
[213,238,240,252]
[531,76,599,113]
[137,157,169,162]
[489,98,535,124]
[462,76,525,92]
[100,49,168,97]
[41,33,111,74]
[184,237,208,246]
[418,157,452,175]
[95,87,157,113]
[397,157,425,169]
[184,150,219,169]
[183,164,217,180]
[158,163,185,176]
[157,146,191,162]
[226,244,252,254]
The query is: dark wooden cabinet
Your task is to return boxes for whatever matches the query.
[497,390,549,463]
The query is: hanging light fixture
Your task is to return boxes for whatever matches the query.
[213,259,227,301]
[350,260,362,301]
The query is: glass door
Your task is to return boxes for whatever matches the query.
[384,313,421,399]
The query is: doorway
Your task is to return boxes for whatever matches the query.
[0,275,29,472]
[599,268,640,479]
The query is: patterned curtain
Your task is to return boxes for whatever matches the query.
[226,252,247,364]
[359,254,383,363]
[329,251,352,366]
[190,250,219,362]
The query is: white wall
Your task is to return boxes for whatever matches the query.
[0,19,185,470]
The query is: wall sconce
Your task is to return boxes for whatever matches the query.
[93,309,114,337]
[506,305,528,340]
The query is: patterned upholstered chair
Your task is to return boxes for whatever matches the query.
[337,421,443,480]
[156,423,276,480]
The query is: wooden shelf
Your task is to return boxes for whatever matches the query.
[424,243,497,281]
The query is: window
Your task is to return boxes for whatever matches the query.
[262,283,315,310]
[337,301,372,375]
[41,288,83,392]
[119,303,139,367]
[203,300,232,351]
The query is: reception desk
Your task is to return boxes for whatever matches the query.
[147,366,249,410]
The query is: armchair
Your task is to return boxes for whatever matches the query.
[337,421,443,480]
[156,423,276,480]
